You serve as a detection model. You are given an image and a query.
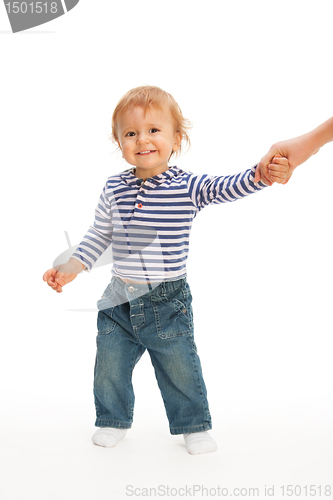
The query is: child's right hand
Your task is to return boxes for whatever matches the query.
[43,258,85,293]
[257,154,289,185]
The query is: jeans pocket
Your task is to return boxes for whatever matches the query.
[97,281,115,311]
[97,308,117,335]
[153,295,193,339]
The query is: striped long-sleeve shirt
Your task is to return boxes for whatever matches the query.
[71,164,267,282]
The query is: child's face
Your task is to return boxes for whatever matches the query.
[116,106,181,180]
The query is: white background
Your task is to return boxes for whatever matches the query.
[1,1,332,499]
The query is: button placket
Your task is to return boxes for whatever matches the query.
[136,185,146,210]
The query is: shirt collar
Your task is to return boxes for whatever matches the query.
[120,166,183,187]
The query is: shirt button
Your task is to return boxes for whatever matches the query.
[128,286,135,293]
[138,203,143,208]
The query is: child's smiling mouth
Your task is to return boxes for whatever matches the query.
[136,150,157,155]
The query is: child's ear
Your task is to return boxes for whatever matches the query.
[173,132,182,151]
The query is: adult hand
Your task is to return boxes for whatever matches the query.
[255,135,320,185]
[258,155,289,186]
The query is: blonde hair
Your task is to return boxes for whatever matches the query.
[111,85,192,159]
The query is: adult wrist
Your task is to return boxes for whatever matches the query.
[308,117,333,151]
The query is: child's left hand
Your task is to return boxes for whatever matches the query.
[257,155,290,186]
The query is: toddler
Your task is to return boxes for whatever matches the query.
[43,85,290,455]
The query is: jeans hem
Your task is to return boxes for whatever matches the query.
[95,418,132,429]
[170,422,212,435]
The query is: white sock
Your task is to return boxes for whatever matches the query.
[92,428,127,448]
[183,431,218,455]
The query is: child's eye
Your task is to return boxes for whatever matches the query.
[125,131,136,137]
[150,128,159,133]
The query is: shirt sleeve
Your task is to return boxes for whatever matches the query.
[186,164,268,211]
[70,183,113,272]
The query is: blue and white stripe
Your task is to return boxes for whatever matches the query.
[71,165,267,282]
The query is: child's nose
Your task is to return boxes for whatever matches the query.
[137,133,149,144]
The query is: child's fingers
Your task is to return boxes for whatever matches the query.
[42,272,65,293]
[269,169,288,177]
[269,173,287,181]
[269,170,289,183]
[43,268,63,292]
[268,163,288,172]
[43,269,63,292]
[271,156,289,165]
[55,274,67,287]
[268,161,289,183]
[52,281,63,292]
[43,268,56,282]
[47,276,57,287]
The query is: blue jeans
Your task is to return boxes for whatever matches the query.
[93,276,212,435]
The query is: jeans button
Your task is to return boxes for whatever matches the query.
[128,286,135,293]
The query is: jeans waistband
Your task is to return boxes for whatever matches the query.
[112,275,187,298]
[97,276,189,310]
